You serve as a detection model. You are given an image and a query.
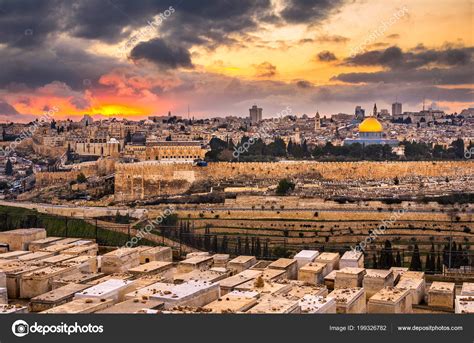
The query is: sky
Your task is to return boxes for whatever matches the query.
[0,0,473,122]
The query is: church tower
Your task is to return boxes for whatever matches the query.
[314,111,321,130]
[373,103,378,117]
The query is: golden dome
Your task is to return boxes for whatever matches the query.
[359,117,383,133]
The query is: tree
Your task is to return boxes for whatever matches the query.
[255,237,262,257]
[273,246,290,258]
[5,159,13,176]
[396,251,402,267]
[276,178,295,195]
[372,253,378,268]
[244,236,250,255]
[380,240,395,268]
[236,236,242,255]
[220,236,228,254]
[410,244,422,271]
[263,239,269,258]
[76,172,87,183]
[212,235,218,253]
[436,253,442,273]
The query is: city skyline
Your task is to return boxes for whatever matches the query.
[0,0,472,122]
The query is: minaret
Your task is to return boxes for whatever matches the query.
[314,111,320,130]
[373,103,377,117]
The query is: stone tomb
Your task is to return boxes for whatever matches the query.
[219,270,262,295]
[30,283,90,312]
[285,281,328,299]
[334,268,366,289]
[298,262,327,285]
[150,280,220,309]
[101,248,139,274]
[139,246,172,264]
[203,292,258,313]
[2,262,43,298]
[368,287,412,313]
[455,296,474,314]
[299,295,336,314]
[0,271,6,288]
[339,251,364,269]
[0,287,7,304]
[36,254,75,266]
[324,270,337,290]
[428,282,455,309]
[17,251,55,262]
[363,269,394,299]
[395,278,425,305]
[261,268,286,281]
[177,255,214,273]
[75,279,136,303]
[125,281,174,300]
[389,267,409,284]
[0,250,32,260]
[460,283,474,296]
[327,287,366,313]
[41,297,114,313]
[61,244,98,257]
[268,258,298,280]
[227,256,257,274]
[0,304,28,314]
[212,254,230,268]
[235,278,291,296]
[20,264,78,298]
[28,237,63,252]
[293,250,319,269]
[315,252,340,276]
[247,294,300,314]
[173,269,230,284]
[128,261,173,276]
[97,297,164,313]
[52,271,104,290]
[60,255,98,273]
[0,228,46,251]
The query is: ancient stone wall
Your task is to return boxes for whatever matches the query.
[35,158,116,187]
[115,161,474,200]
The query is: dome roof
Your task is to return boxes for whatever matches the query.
[359,117,383,132]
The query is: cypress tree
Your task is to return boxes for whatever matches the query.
[410,244,422,271]
[255,237,262,257]
[5,159,13,176]
[372,253,378,268]
[244,236,250,255]
[221,236,228,254]
[396,251,402,267]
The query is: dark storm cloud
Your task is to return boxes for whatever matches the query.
[317,50,337,62]
[158,0,274,49]
[0,0,62,47]
[280,0,345,23]
[345,46,473,69]
[0,43,123,89]
[335,45,474,85]
[130,38,193,69]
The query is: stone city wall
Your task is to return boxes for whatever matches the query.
[115,161,474,200]
[36,158,116,187]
